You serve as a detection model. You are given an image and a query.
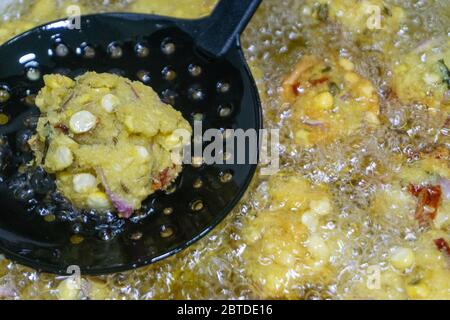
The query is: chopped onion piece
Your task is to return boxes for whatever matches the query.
[97,168,134,218]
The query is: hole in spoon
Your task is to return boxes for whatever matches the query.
[217,81,231,93]
[161,89,178,105]
[191,156,204,168]
[219,170,233,183]
[23,94,36,107]
[108,68,126,77]
[54,67,71,76]
[77,43,96,58]
[0,86,11,104]
[161,38,175,55]
[190,199,204,212]
[219,151,232,162]
[193,178,203,189]
[55,43,69,57]
[160,225,174,238]
[162,67,176,81]
[189,86,205,101]
[130,231,143,241]
[44,214,56,222]
[165,182,177,195]
[191,112,204,122]
[136,70,151,83]
[135,42,149,58]
[0,113,9,125]
[26,67,41,81]
[107,42,123,59]
[188,64,202,77]
[218,104,233,117]
[163,207,173,215]
[70,235,84,245]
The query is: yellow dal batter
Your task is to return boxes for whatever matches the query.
[30,72,191,217]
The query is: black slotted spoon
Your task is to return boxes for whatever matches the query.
[0,0,262,275]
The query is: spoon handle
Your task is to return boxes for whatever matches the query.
[192,0,262,57]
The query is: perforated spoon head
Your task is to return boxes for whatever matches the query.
[0,0,262,274]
